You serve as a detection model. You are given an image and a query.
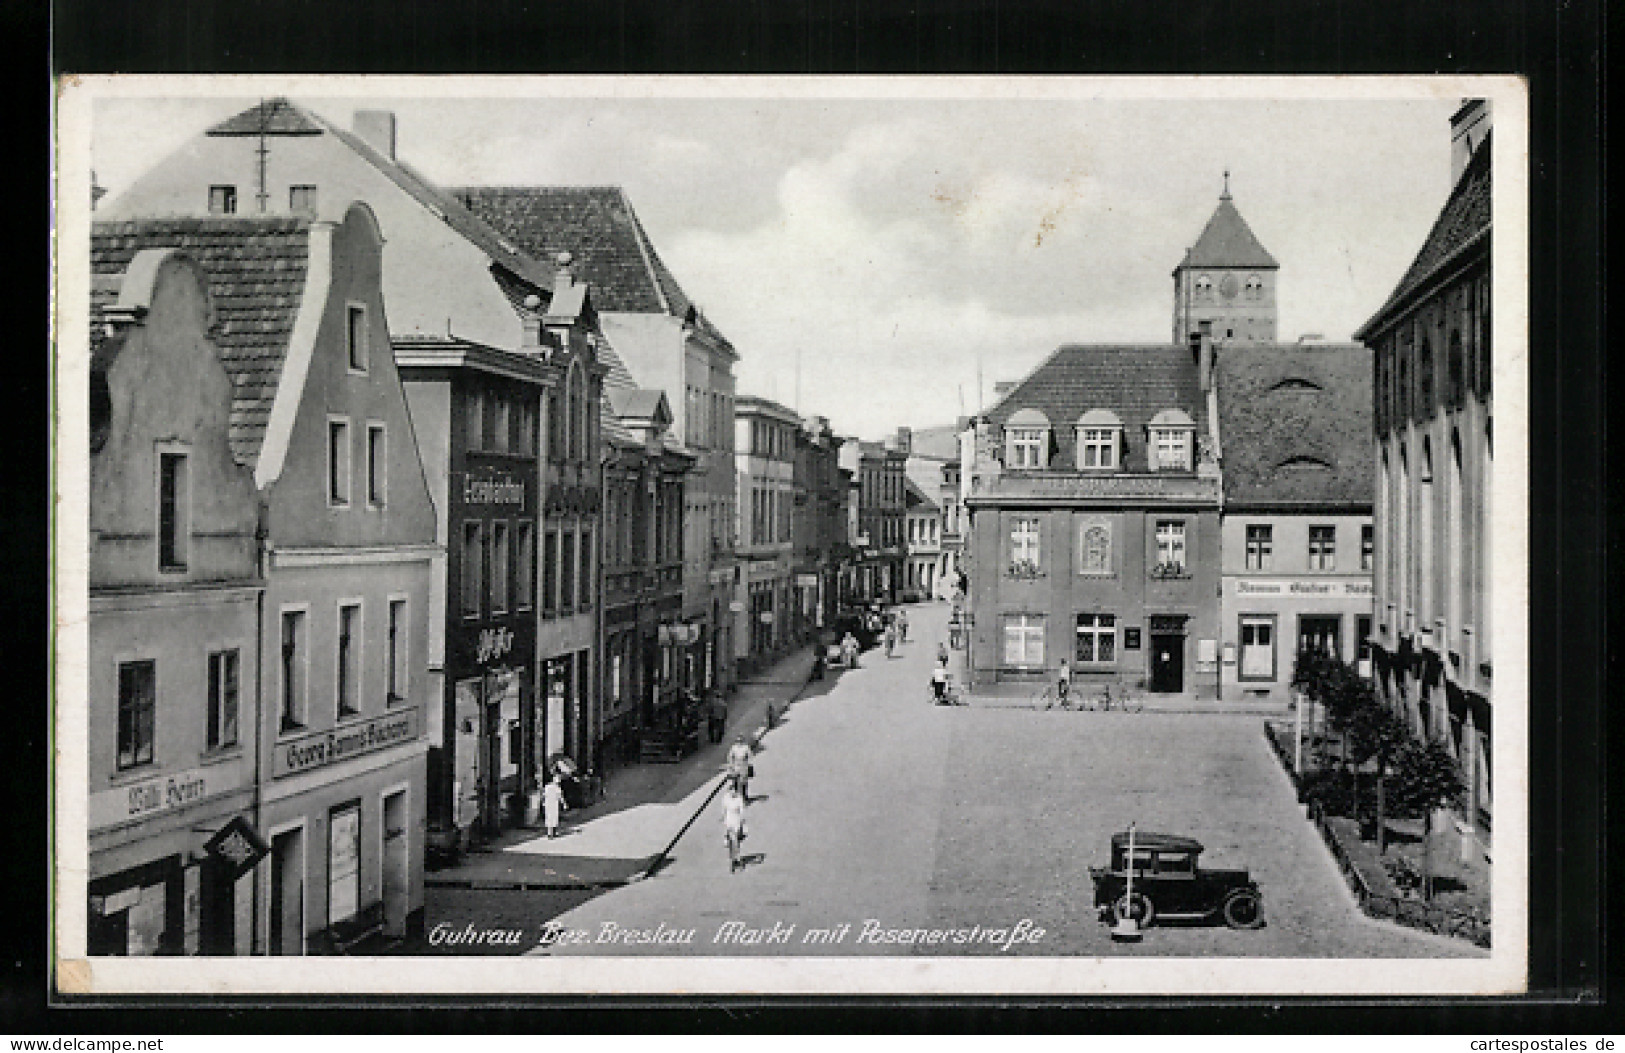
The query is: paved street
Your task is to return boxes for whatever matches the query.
[527,601,1482,959]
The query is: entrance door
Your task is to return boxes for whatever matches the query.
[268,826,304,956]
[381,790,409,938]
[1150,635,1185,693]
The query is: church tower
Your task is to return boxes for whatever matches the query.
[1172,173,1279,345]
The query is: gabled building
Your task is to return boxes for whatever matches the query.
[903,423,964,601]
[88,246,265,957]
[903,477,941,600]
[792,416,846,634]
[1215,344,1375,700]
[93,205,440,954]
[734,396,799,665]
[964,340,1224,693]
[599,344,695,769]
[452,186,738,696]
[1355,101,1493,831]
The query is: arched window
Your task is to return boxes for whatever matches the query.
[547,385,564,461]
[1148,408,1195,472]
[572,367,590,463]
[1448,429,1465,638]
[1419,437,1435,626]
[1397,443,1411,626]
[564,362,584,462]
[1079,522,1112,575]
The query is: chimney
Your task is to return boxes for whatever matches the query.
[895,426,912,454]
[354,111,398,161]
[554,251,576,294]
[1449,99,1490,184]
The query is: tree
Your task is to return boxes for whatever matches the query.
[1387,738,1467,900]
[1345,696,1411,852]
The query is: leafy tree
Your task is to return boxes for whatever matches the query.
[1388,738,1467,900]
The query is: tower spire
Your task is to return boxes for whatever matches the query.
[1221,169,1231,201]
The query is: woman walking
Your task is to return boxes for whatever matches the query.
[721,779,748,872]
[726,734,755,801]
[542,774,567,839]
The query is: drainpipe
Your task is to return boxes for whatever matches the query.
[251,508,269,954]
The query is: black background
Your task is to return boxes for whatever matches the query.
[28,0,1607,1034]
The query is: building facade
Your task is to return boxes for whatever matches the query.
[964,343,1224,694]
[1355,101,1493,830]
[903,477,941,600]
[454,186,739,698]
[792,415,846,640]
[87,247,266,957]
[734,396,800,664]
[841,436,906,604]
[1215,345,1375,700]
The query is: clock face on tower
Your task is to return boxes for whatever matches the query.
[1219,273,1239,299]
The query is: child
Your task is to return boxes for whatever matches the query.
[721,780,748,872]
[542,775,567,839]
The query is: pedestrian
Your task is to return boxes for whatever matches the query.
[930,659,952,704]
[897,609,909,642]
[841,632,860,669]
[721,780,748,872]
[1056,658,1072,706]
[708,693,728,744]
[542,774,567,839]
[937,641,949,666]
[883,622,897,658]
[726,734,755,800]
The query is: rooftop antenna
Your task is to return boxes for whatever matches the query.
[255,98,271,214]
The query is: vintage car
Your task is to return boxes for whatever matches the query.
[1088,831,1265,929]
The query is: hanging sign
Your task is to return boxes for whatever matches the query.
[203,815,270,879]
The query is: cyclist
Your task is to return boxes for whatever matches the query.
[726,735,755,800]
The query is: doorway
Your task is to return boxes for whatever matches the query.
[268,825,304,956]
[1150,634,1185,693]
[381,790,410,938]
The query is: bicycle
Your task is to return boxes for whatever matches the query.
[1039,683,1082,711]
[1092,683,1145,713]
[928,678,966,706]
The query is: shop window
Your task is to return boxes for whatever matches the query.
[157,448,189,571]
[1309,525,1337,571]
[1239,616,1276,681]
[289,184,318,214]
[515,521,535,610]
[491,520,510,615]
[208,185,237,214]
[461,522,483,618]
[207,648,239,750]
[1154,520,1187,574]
[1245,524,1272,571]
[366,424,386,507]
[1001,614,1045,667]
[327,802,361,926]
[327,418,350,506]
[346,304,368,373]
[387,599,408,705]
[1361,524,1375,571]
[1298,615,1342,659]
[116,660,156,770]
[493,396,511,453]
[1075,613,1116,665]
[336,602,361,718]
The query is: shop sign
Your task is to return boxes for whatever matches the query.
[462,469,527,507]
[273,708,419,779]
[1235,579,1374,597]
[476,626,515,665]
[203,815,270,878]
[90,761,245,832]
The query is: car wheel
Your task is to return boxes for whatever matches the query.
[1112,892,1155,928]
[1222,889,1265,930]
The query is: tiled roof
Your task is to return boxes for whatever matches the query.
[91,217,311,467]
[986,345,1208,473]
[1215,344,1374,508]
[1357,134,1491,339]
[206,97,323,136]
[450,185,735,350]
[595,336,640,447]
[1177,196,1278,270]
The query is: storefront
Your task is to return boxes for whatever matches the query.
[1221,576,1375,700]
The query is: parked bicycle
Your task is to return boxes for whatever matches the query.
[1091,683,1145,713]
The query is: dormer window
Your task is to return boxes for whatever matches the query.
[1074,409,1123,470]
[1004,408,1050,469]
[1147,409,1195,472]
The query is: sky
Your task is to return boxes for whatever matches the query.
[87,82,1466,441]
